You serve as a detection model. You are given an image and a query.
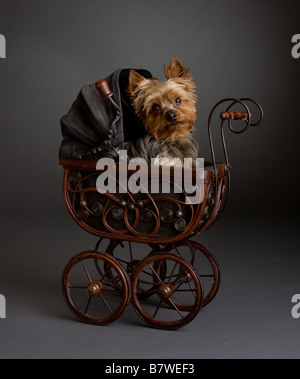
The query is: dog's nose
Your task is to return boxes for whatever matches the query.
[166,110,177,123]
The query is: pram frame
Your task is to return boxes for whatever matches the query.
[59,78,263,329]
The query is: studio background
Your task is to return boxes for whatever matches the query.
[0,0,299,359]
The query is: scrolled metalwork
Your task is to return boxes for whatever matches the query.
[64,168,202,243]
[208,98,263,171]
[207,98,263,222]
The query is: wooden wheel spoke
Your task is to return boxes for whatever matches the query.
[187,281,196,300]
[168,298,185,319]
[84,296,92,314]
[141,269,156,278]
[68,285,87,289]
[148,264,164,285]
[153,298,164,318]
[81,261,92,283]
[99,294,114,315]
[172,281,197,300]
[167,262,179,285]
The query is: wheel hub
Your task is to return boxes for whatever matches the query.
[157,284,174,299]
[86,280,104,296]
[180,268,193,283]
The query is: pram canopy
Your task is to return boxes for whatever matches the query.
[59,68,153,161]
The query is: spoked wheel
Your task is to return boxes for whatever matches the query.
[131,253,203,330]
[105,240,166,298]
[62,250,131,325]
[162,240,220,307]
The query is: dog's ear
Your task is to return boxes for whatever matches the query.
[164,57,191,79]
[128,70,147,95]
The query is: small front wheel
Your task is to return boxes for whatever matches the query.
[131,253,203,330]
[62,250,131,325]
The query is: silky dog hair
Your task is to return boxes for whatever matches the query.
[122,57,198,167]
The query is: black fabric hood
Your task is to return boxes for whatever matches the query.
[59,68,153,160]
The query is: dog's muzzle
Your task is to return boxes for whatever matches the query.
[165,110,178,123]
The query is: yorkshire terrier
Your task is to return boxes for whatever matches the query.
[122,57,198,167]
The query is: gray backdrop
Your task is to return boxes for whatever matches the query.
[0,0,299,359]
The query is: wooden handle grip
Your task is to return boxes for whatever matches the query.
[220,112,249,120]
[96,79,113,99]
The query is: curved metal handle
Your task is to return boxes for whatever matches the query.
[208,98,263,170]
[220,112,249,120]
[207,98,263,219]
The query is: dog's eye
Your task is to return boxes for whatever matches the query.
[153,104,161,112]
[174,97,181,106]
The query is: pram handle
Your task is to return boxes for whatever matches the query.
[220,112,249,120]
[208,98,263,223]
[96,79,113,99]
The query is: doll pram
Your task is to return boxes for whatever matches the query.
[58,67,263,330]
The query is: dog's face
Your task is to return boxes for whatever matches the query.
[128,57,197,141]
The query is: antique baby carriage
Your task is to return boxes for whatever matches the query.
[58,67,263,330]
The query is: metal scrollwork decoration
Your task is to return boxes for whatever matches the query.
[64,168,200,243]
[207,98,263,220]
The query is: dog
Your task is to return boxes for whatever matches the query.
[121,57,198,167]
